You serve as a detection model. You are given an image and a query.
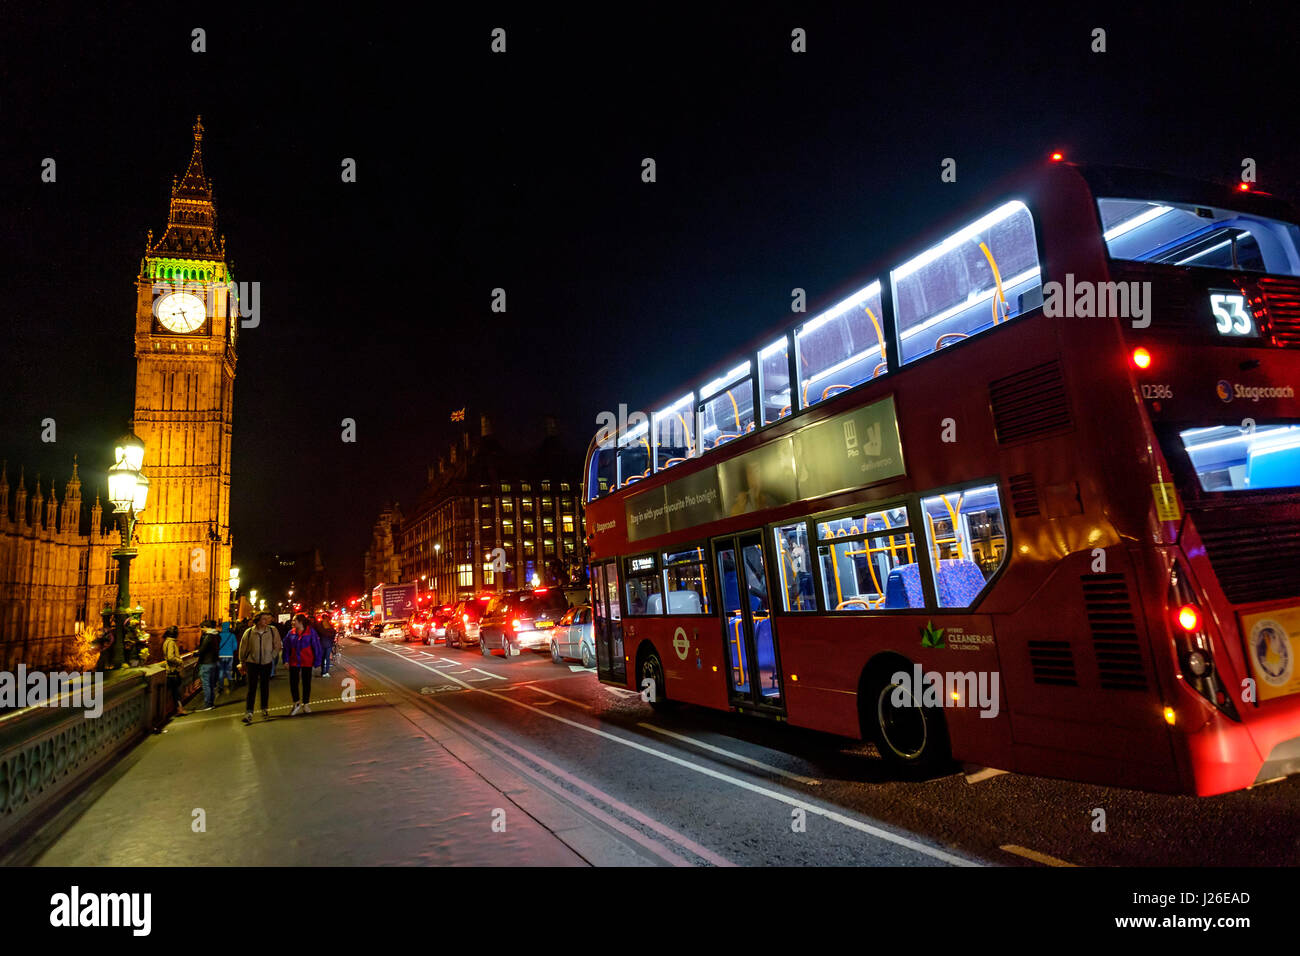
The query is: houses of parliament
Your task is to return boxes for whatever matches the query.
[0,118,237,669]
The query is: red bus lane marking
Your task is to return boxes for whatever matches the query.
[375,643,978,866]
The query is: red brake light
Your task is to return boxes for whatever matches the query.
[1050,151,1064,162]
[1177,605,1201,632]
[534,588,548,594]
[1132,347,1152,369]
[1239,182,1250,192]
[512,618,523,630]
[462,613,469,623]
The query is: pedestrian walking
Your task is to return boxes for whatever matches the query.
[196,619,221,710]
[318,613,337,678]
[218,620,237,692]
[238,611,281,724]
[284,613,322,716]
[162,625,189,717]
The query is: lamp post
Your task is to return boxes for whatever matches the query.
[106,433,149,670]
[434,542,441,603]
[228,566,241,620]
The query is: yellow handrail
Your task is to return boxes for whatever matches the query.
[977,241,1009,326]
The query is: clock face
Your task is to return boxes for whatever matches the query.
[155,292,207,333]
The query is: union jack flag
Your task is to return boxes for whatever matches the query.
[450,408,465,422]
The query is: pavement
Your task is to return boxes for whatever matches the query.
[21,645,635,866]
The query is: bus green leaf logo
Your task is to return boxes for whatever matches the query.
[921,620,946,648]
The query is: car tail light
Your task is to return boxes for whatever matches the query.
[1169,562,1238,720]
[512,618,523,630]
[462,613,469,623]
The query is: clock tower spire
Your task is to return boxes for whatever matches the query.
[129,116,238,638]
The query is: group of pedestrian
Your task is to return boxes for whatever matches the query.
[237,611,337,724]
[160,611,339,724]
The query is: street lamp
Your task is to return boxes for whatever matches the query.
[228,566,240,620]
[106,432,148,669]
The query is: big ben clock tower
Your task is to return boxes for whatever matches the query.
[130,116,237,636]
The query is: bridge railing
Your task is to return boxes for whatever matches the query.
[0,654,198,856]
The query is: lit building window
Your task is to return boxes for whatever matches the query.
[562,514,574,533]
[457,563,473,587]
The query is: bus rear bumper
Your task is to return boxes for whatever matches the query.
[1178,691,1300,794]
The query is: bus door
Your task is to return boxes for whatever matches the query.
[712,531,784,710]
[592,561,626,684]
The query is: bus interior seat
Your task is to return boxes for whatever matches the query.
[883,563,923,608]
[1247,441,1300,488]
[648,590,702,614]
[935,559,986,607]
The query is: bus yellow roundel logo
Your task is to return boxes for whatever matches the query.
[1250,619,1293,687]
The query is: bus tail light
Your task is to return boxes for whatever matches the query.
[1169,562,1239,720]
[1132,347,1152,369]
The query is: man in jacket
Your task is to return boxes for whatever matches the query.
[238,612,281,724]
[196,620,222,711]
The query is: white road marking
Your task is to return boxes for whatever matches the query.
[418,688,731,867]
[374,643,977,866]
[638,723,820,785]
[964,767,1008,785]
[529,686,592,710]
[438,658,507,680]
[569,664,596,673]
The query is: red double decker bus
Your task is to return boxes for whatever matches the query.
[581,158,1300,796]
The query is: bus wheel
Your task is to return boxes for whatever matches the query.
[638,648,672,710]
[865,666,952,775]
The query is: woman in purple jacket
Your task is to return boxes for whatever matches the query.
[284,614,322,715]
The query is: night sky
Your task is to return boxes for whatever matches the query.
[4,3,1299,592]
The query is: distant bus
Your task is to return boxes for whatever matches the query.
[581,158,1300,796]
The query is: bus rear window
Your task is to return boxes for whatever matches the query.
[1178,424,1300,492]
[1099,199,1300,277]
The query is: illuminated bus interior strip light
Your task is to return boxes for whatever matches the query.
[700,361,751,400]
[1103,204,1174,242]
[892,201,1030,281]
[798,282,882,338]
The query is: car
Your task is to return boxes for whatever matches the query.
[479,588,571,659]
[549,604,595,667]
[424,604,455,645]
[446,596,491,648]
[380,621,411,641]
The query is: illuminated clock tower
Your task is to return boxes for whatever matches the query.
[130,116,237,636]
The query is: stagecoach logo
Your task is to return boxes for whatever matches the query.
[1249,619,1293,687]
[593,519,618,534]
[1218,380,1296,402]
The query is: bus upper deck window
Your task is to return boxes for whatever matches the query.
[653,392,695,471]
[1098,198,1300,277]
[892,201,1042,366]
[698,364,754,450]
[796,281,887,409]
